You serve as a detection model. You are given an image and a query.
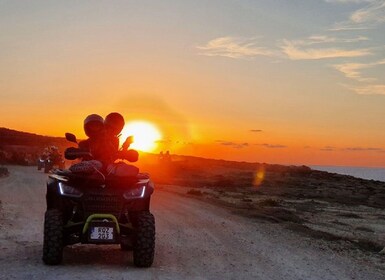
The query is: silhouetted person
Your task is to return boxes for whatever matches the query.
[72,113,138,176]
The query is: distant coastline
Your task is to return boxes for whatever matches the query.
[311,165,385,182]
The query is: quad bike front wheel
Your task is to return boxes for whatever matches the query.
[133,211,155,267]
[43,209,64,265]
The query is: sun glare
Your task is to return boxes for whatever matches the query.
[120,121,162,152]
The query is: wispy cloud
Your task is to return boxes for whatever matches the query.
[350,1,385,24]
[319,145,385,152]
[347,84,385,95]
[197,0,384,96]
[333,59,385,82]
[258,143,287,149]
[250,129,263,133]
[199,36,371,61]
[328,0,385,30]
[343,146,385,152]
[325,0,385,95]
[320,146,337,151]
[281,39,371,60]
[303,35,368,45]
[216,140,249,149]
[197,37,275,59]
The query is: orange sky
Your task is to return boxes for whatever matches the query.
[0,1,384,167]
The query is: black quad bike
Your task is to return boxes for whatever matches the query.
[37,157,45,171]
[42,133,155,267]
[44,153,65,173]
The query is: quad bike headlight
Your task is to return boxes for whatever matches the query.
[123,185,146,200]
[58,182,83,198]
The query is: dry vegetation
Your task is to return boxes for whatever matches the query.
[0,128,72,165]
[1,128,384,269]
[139,154,385,270]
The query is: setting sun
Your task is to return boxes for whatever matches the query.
[120,121,162,152]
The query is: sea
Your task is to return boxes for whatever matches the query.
[310,165,385,182]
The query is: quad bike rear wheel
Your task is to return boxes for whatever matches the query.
[133,211,155,267]
[43,209,64,265]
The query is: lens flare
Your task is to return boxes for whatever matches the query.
[254,165,265,187]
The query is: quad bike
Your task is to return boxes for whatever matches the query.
[44,158,54,173]
[44,152,65,173]
[42,133,155,267]
[37,158,45,171]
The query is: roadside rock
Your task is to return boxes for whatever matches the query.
[0,167,9,178]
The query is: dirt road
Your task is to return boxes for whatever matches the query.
[0,166,384,280]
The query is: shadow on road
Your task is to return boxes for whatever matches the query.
[62,245,133,267]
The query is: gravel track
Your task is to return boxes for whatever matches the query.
[0,166,383,280]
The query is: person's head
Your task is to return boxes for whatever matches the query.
[104,112,125,136]
[84,114,104,138]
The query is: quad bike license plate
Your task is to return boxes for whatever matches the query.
[89,226,114,240]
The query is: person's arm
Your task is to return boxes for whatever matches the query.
[117,149,139,162]
[78,139,93,160]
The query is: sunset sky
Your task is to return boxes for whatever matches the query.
[1,0,384,167]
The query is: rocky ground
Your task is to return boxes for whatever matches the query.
[0,167,9,177]
[0,163,385,279]
[141,156,385,271]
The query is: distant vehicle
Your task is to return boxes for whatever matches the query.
[37,157,46,171]
[37,146,65,173]
[42,133,155,267]
[37,150,48,171]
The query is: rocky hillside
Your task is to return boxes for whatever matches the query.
[0,127,68,147]
[0,128,71,165]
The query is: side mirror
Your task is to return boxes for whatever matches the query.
[65,133,77,144]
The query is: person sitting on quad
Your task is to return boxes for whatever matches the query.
[71,113,139,176]
[78,114,113,164]
[103,112,139,176]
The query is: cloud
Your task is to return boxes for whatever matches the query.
[197,37,275,59]
[258,143,287,149]
[195,3,384,100]
[328,0,385,30]
[320,146,337,151]
[304,35,369,45]
[334,59,385,82]
[334,63,372,82]
[319,145,385,152]
[350,1,385,24]
[216,140,249,149]
[281,39,371,60]
[250,129,263,133]
[347,84,385,95]
[343,147,385,152]
[198,35,372,61]
[323,1,385,96]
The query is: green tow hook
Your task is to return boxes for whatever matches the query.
[82,214,120,235]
